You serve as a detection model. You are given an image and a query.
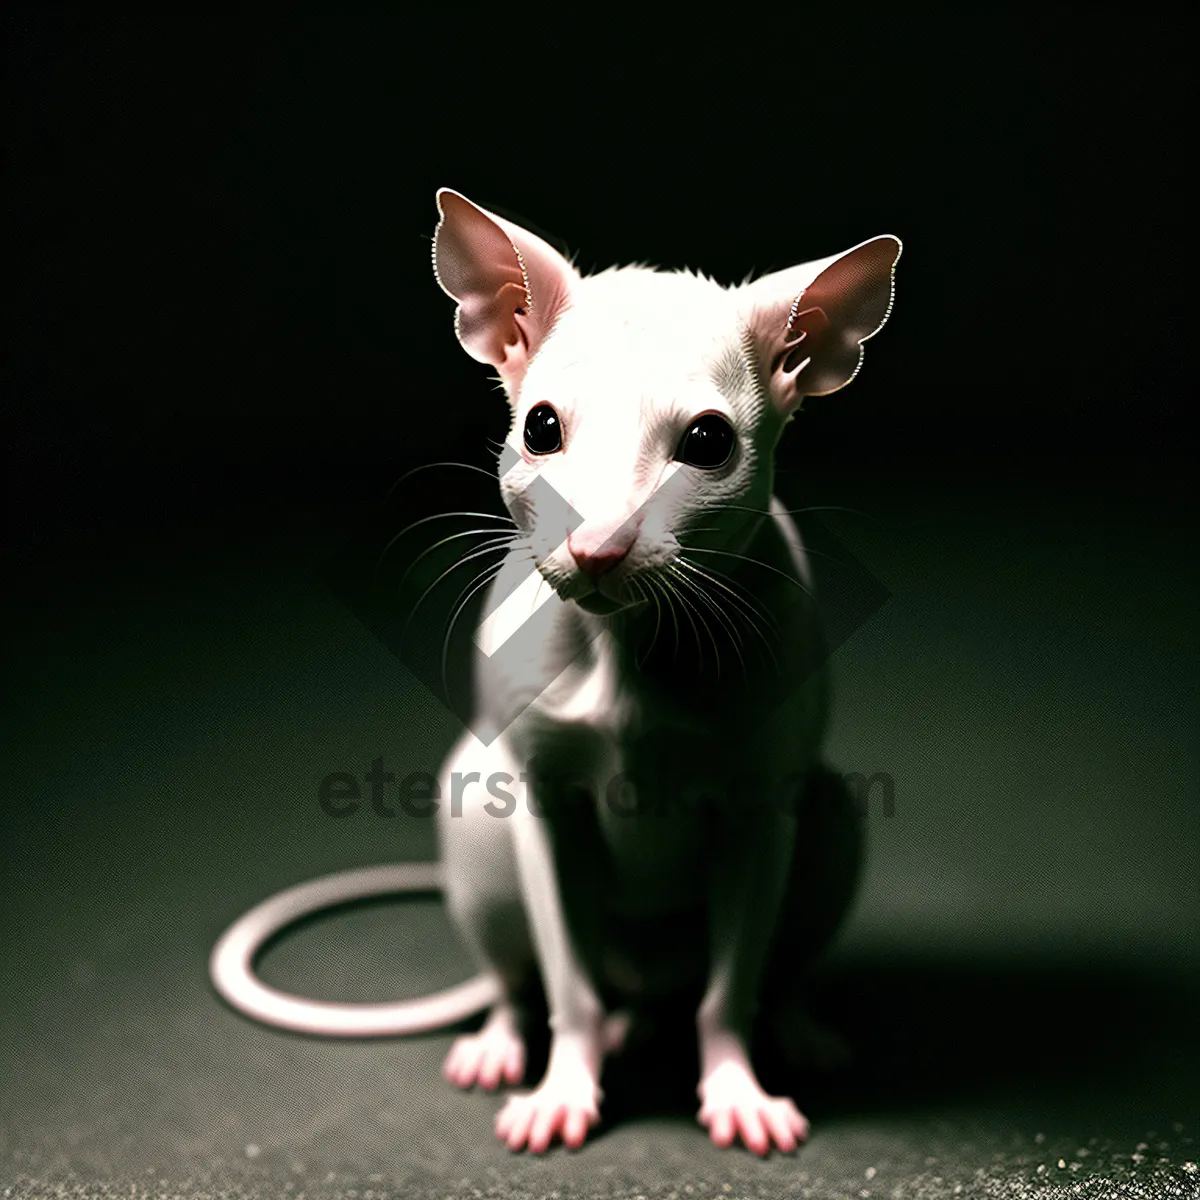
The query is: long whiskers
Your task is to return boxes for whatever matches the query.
[631,575,664,670]
[707,502,870,519]
[438,546,537,703]
[678,545,817,604]
[646,572,682,662]
[668,563,746,682]
[675,556,781,637]
[400,536,523,645]
[374,509,517,582]
[699,504,869,572]
[675,558,780,673]
[384,461,505,508]
[436,544,540,696]
[666,566,719,677]
[440,563,505,702]
[390,528,520,594]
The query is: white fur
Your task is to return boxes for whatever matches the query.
[209,192,900,1158]
[426,192,900,1154]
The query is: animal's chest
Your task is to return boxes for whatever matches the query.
[516,648,763,916]
[590,731,715,914]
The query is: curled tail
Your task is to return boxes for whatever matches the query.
[209,862,499,1036]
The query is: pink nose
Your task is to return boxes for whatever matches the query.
[567,520,639,577]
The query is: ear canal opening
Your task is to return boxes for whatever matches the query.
[779,325,809,376]
[513,311,531,353]
[775,305,830,376]
[782,302,830,372]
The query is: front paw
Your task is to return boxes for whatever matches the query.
[494,1072,601,1153]
[697,1061,809,1155]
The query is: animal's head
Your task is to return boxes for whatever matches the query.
[432,189,900,617]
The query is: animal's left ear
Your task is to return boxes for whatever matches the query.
[740,235,902,414]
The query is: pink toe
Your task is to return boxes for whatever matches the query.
[506,1106,534,1151]
[529,1103,564,1154]
[563,1107,589,1148]
[504,1044,525,1085]
[494,1105,511,1139]
[478,1056,502,1091]
[736,1108,769,1156]
[764,1108,797,1153]
[710,1110,736,1147]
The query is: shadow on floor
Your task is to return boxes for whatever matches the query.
[586,957,1200,1131]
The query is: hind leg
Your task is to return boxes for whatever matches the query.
[760,764,865,1072]
[437,731,536,1090]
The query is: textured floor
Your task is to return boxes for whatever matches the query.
[2,475,1197,1198]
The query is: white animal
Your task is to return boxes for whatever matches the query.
[211,189,900,1156]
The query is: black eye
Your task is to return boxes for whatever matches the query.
[676,413,735,469]
[523,403,563,454]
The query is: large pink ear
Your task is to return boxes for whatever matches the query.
[432,189,579,389]
[740,235,902,414]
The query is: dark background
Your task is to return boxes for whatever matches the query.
[6,8,1193,554]
[3,9,1197,1199]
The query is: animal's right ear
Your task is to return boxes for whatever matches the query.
[432,189,579,390]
